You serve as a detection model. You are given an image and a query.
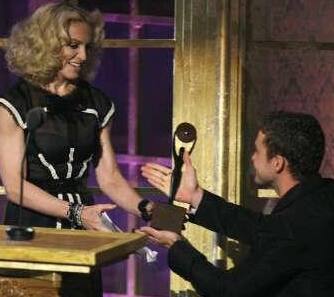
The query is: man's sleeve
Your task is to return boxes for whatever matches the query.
[189,190,263,244]
[168,239,300,297]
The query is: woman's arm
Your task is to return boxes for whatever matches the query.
[0,106,114,230]
[95,125,144,216]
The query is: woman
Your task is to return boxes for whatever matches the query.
[0,3,152,236]
[0,2,155,296]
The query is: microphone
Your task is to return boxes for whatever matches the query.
[6,107,46,240]
[169,122,197,203]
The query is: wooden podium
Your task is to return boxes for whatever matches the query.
[0,225,146,297]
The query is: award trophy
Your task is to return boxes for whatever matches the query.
[151,122,197,233]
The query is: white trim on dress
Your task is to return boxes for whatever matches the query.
[0,98,27,129]
[76,154,93,179]
[38,153,60,179]
[75,193,82,204]
[66,148,75,179]
[101,104,115,128]
[81,108,99,118]
[56,193,64,229]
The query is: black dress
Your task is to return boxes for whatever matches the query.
[0,79,115,296]
[0,79,115,229]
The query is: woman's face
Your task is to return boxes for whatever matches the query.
[57,21,92,83]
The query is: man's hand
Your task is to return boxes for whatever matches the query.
[138,226,181,248]
[141,163,172,196]
[176,151,203,208]
[141,152,203,208]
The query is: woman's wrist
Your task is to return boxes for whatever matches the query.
[66,202,84,228]
[137,199,154,221]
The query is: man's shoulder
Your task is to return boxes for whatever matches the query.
[302,177,334,210]
[300,176,334,195]
[316,177,334,193]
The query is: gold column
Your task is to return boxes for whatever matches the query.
[172,0,245,294]
[224,0,246,269]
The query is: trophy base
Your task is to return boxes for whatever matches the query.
[151,203,187,234]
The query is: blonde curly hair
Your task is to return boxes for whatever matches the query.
[5,2,105,86]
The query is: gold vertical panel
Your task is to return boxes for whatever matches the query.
[172,0,244,293]
[227,0,245,206]
[225,0,246,269]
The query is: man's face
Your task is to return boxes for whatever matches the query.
[251,131,276,186]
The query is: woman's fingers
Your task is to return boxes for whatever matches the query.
[81,204,117,231]
[95,203,117,214]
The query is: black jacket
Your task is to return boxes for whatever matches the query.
[168,175,334,296]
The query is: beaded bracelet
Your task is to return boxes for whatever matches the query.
[67,203,84,228]
[137,199,152,222]
[75,204,84,227]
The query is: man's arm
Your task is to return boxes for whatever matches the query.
[142,152,263,244]
[168,238,300,297]
[189,190,263,244]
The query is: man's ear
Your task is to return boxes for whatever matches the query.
[272,155,285,173]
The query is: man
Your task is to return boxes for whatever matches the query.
[140,111,334,297]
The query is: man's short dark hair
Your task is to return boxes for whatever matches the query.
[260,111,325,179]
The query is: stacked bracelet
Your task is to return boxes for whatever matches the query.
[138,199,152,222]
[67,203,84,228]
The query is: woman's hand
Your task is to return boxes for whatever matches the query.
[138,226,181,248]
[141,163,172,196]
[80,203,116,231]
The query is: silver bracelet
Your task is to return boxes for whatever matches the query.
[67,203,84,228]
